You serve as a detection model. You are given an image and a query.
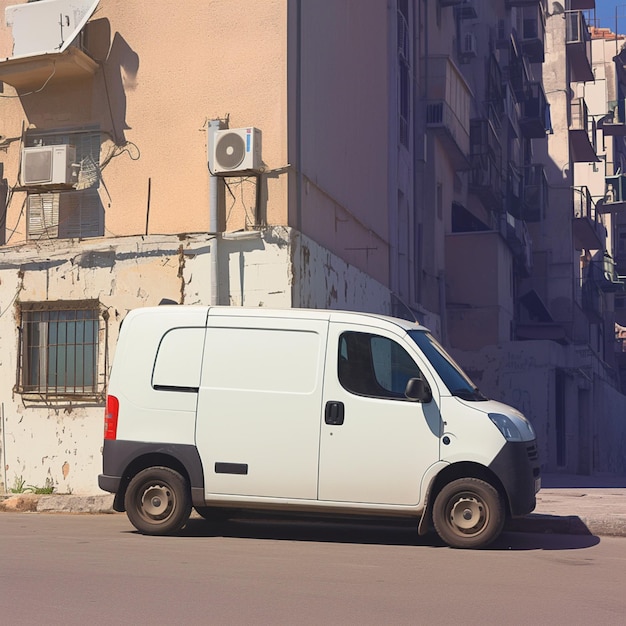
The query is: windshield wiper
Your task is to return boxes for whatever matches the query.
[451,387,488,401]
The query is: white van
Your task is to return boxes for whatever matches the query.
[99,306,540,549]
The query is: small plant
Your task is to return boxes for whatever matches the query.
[9,475,55,495]
[10,475,27,494]
[27,477,55,495]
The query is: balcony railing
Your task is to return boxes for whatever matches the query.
[505,0,543,6]
[604,171,626,206]
[570,97,598,163]
[566,10,593,83]
[573,185,606,250]
[500,212,532,275]
[520,82,548,138]
[519,4,546,64]
[586,256,625,293]
[600,99,626,136]
[522,164,548,222]
[425,56,471,170]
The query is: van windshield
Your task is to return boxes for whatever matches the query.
[408,330,487,401]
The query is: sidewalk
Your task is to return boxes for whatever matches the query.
[1,475,625,538]
[506,474,626,537]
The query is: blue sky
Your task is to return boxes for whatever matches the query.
[594,2,626,32]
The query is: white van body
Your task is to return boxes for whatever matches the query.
[99,306,540,548]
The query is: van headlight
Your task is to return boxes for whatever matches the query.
[488,413,523,442]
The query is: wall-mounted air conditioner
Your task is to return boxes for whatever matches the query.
[211,127,262,175]
[22,145,78,186]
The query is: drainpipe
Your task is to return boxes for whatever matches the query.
[207,119,221,306]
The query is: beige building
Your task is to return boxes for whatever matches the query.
[0,0,407,494]
[0,0,624,495]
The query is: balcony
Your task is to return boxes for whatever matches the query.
[602,170,626,212]
[566,11,593,83]
[0,0,99,91]
[469,155,502,210]
[425,56,471,170]
[500,212,532,276]
[572,186,605,250]
[505,44,532,102]
[469,118,502,209]
[586,255,625,293]
[599,100,626,137]
[505,163,523,218]
[521,164,548,222]
[505,0,543,6]
[520,82,548,138]
[569,97,598,163]
[503,83,521,139]
[519,4,546,64]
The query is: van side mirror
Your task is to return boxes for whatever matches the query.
[405,377,432,403]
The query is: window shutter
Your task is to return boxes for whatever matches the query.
[27,193,59,239]
[58,189,102,238]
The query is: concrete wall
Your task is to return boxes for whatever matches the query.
[0,226,393,494]
[446,231,514,350]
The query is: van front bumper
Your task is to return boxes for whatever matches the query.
[489,439,541,517]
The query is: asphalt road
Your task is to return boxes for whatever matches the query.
[1,513,625,625]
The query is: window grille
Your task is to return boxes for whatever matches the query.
[17,300,105,399]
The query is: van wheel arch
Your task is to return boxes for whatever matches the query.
[419,462,509,536]
[115,452,198,513]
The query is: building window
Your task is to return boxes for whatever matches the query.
[25,129,104,240]
[17,300,104,399]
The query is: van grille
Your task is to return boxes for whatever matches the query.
[526,443,538,461]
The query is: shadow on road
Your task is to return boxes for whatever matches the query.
[164,516,601,551]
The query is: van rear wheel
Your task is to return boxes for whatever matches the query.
[432,477,504,549]
[125,467,191,535]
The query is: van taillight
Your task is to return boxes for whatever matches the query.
[104,395,119,440]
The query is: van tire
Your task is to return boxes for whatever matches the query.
[432,477,504,549]
[125,467,191,535]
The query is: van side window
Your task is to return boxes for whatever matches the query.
[153,327,205,391]
[338,332,423,399]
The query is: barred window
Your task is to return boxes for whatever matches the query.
[18,300,103,398]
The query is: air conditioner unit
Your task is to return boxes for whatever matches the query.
[22,145,78,186]
[211,127,262,175]
[462,32,477,57]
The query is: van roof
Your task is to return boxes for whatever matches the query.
[130,305,426,333]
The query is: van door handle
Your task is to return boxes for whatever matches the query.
[325,401,345,425]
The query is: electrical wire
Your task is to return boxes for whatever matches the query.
[0,62,57,98]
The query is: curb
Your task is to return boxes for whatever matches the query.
[0,493,115,514]
[507,513,626,538]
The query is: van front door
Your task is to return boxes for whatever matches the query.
[318,324,442,506]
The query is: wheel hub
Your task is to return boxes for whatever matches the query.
[450,496,485,531]
[141,485,173,519]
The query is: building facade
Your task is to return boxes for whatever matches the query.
[0,0,624,495]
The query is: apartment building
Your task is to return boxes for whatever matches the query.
[0,0,624,495]
[444,0,626,475]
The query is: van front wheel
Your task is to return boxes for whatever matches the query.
[125,467,191,535]
[432,478,504,549]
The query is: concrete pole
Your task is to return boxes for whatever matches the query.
[207,119,221,306]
